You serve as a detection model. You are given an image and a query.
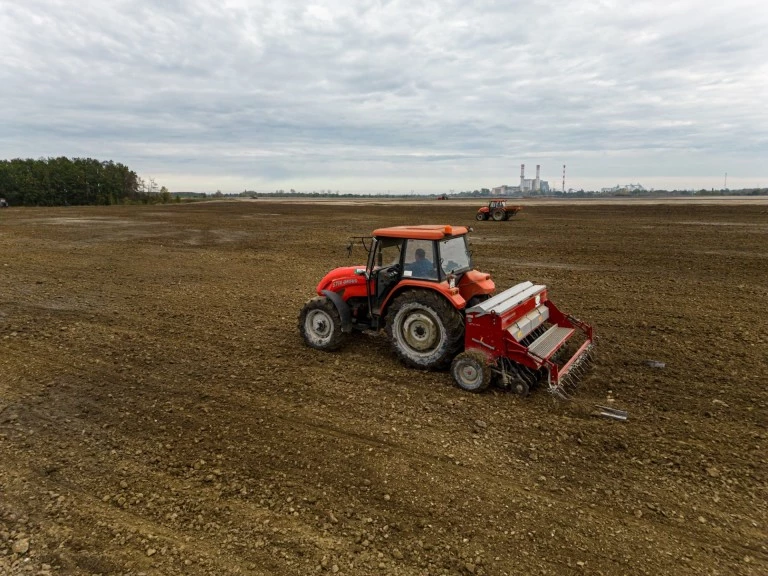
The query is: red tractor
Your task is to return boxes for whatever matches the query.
[476,199,522,221]
[299,225,593,396]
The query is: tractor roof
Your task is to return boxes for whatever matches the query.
[373,225,468,240]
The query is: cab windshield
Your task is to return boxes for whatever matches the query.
[439,236,471,275]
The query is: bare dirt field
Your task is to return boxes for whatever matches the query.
[1,199,766,576]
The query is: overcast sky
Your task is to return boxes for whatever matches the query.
[2,1,767,193]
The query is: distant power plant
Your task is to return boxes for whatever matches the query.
[519,164,550,193]
[491,165,648,196]
[492,163,550,196]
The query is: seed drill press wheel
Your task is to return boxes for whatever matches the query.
[451,350,492,392]
[496,358,532,396]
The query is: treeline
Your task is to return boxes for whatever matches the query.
[0,157,170,206]
[241,189,429,198]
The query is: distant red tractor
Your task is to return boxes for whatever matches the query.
[476,199,522,221]
[299,225,594,396]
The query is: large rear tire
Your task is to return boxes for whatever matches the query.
[299,296,347,351]
[451,350,492,392]
[386,290,464,370]
[492,208,505,221]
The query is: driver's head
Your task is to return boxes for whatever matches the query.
[415,248,426,260]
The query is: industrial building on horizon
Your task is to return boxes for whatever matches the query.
[492,164,550,196]
[600,183,647,194]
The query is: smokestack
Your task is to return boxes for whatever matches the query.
[520,164,525,187]
[562,164,566,193]
[535,164,541,192]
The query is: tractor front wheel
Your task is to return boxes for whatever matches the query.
[386,290,464,370]
[299,296,347,351]
[451,350,492,392]
[475,212,485,221]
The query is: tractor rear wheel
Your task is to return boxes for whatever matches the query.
[386,290,464,370]
[299,296,347,351]
[451,350,491,392]
[492,208,505,221]
[475,212,485,221]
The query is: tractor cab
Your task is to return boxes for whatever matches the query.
[366,225,474,312]
[308,225,494,336]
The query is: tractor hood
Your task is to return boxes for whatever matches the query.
[316,265,367,294]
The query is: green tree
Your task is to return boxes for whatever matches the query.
[0,157,151,206]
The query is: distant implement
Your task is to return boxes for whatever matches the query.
[0,198,8,208]
[476,199,522,221]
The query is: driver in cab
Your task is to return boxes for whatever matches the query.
[405,248,435,278]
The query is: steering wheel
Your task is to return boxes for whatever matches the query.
[385,264,401,279]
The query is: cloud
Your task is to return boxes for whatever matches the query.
[1,0,767,192]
